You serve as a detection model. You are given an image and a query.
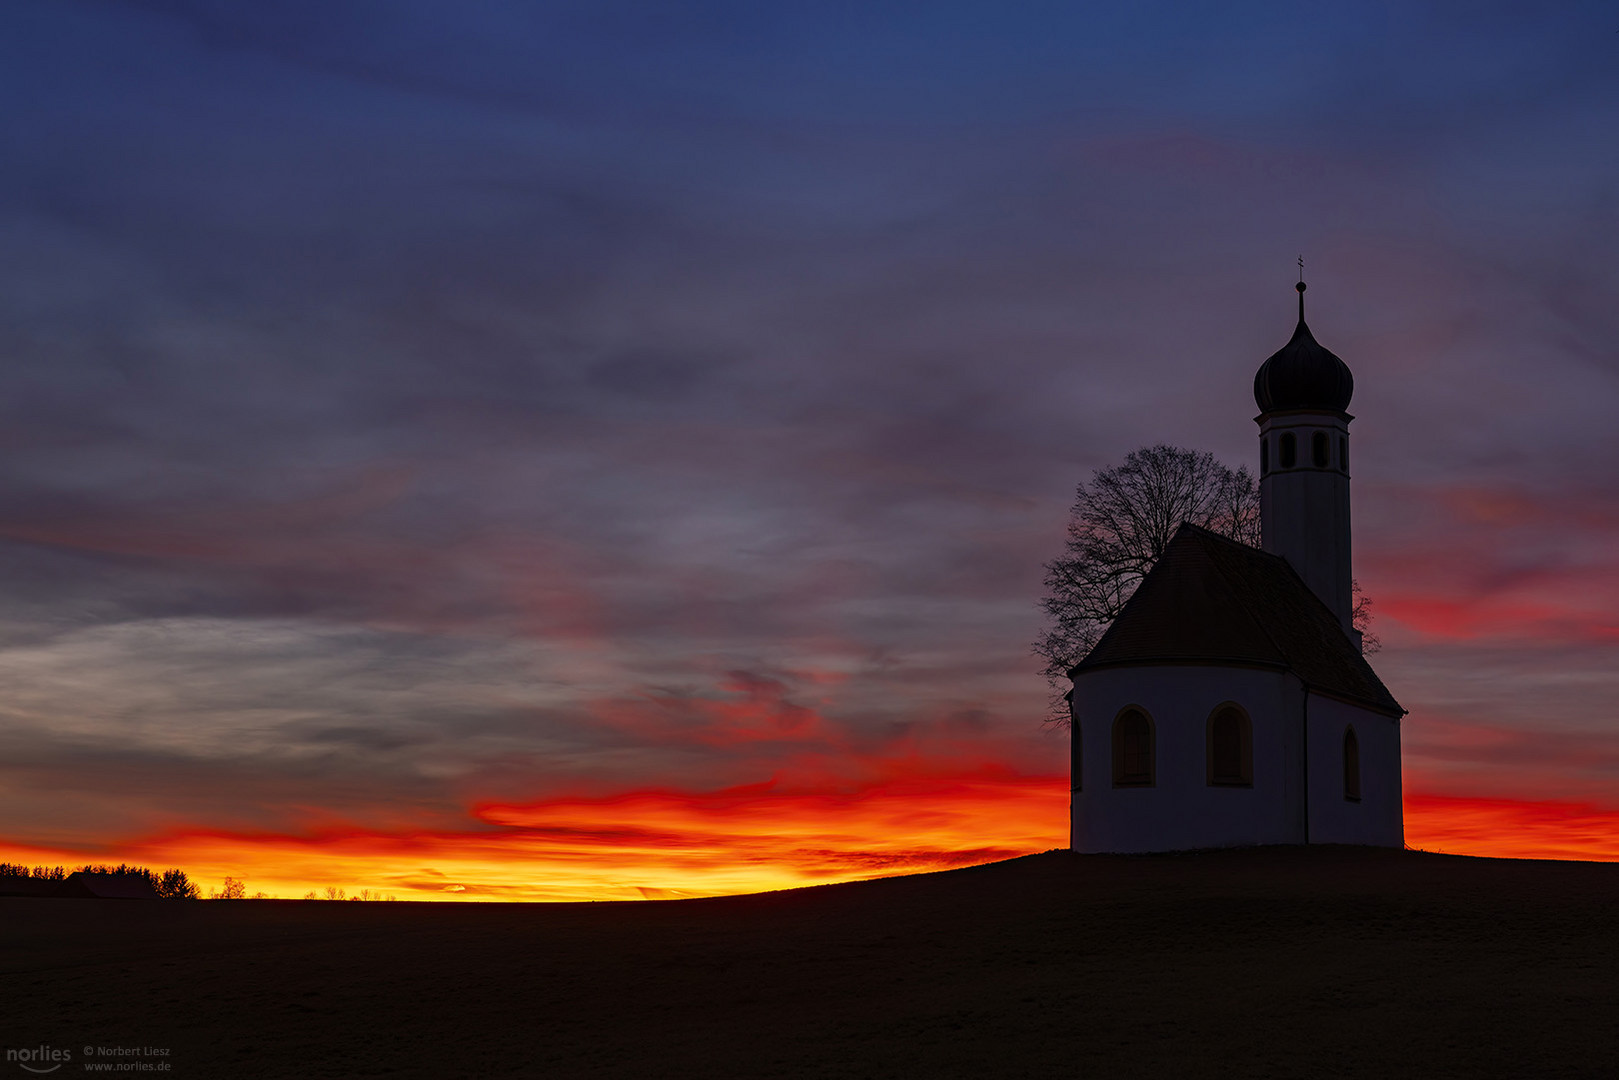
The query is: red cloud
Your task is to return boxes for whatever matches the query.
[1377,593,1571,641]
[588,671,832,749]
[1406,792,1619,862]
[1360,482,1619,643]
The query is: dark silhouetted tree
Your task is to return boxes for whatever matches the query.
[212,876,247,900]
[155,869,200,900]
[5,861,204,897]
[1036,445,1260,724]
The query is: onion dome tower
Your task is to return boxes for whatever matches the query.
[1253,276,1356,638]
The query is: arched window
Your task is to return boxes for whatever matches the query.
[1340,436,1348,473]
[1206,705,1252,786]
[1112,708,1154,787]
[1279,432,1296,469]
[1343,726,1361,802]
[1312,431,1330,468]
[1260,437,1269,475]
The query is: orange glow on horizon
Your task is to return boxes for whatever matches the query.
[7,782,1619,903]
[1403,792,1619,862]
[0,769,1070,902]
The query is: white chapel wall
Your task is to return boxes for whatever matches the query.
[1070,665,1306,853]
[1304,694,1404,847]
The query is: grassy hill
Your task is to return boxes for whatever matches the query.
[4,845,1617,1078]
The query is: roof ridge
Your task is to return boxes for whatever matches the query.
[1184,525,1404,716]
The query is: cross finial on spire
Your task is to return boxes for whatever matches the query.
[1295,255,1307,322]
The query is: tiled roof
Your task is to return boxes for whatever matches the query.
[1068,523,1403,716]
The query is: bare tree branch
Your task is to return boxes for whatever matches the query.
[1034,445,1260,726]
[1352,579,1380,655]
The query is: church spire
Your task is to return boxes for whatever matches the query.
[1296,255,1307,324]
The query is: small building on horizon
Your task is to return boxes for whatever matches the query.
[1068,281,1404,852]
[0,871,161,899]
[59,871,161,899]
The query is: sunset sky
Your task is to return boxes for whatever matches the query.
[2,2,1617,900]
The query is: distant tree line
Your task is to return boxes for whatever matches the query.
[299,886,398,901]
[3,862,401,901]
[0,863,67,881]
[0,862,201,899]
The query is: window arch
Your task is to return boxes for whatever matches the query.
[1312,431,1330,468]
[1206,704,1252,787]
[1278,432,1297,469]
[1343,726,1361,802]
[1112,708,1155,787]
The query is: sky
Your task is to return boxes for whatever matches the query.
[0,1,1616,900]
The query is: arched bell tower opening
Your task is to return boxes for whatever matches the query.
[1254,277,1356,637]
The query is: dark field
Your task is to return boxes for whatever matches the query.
[4,846,1618,1078]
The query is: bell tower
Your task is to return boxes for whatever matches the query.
[1253,275,1356,637]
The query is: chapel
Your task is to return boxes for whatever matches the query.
[1067,280,1404,852]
